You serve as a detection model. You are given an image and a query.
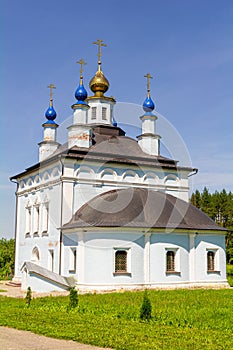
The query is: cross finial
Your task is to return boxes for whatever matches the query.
[76,58,86,77]
[47,83,56,106]
[93,39,107,69]
[144,73,153,97]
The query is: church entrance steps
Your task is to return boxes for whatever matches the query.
[6,281,22,287]
[21,261,76,292]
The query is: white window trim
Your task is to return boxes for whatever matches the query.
[113,248,131,275]
[69,247,77,273]
[165,247,180,275]
[91,107,97,120]
[206,248,219,273]
[48,249,54,272]
[25,206,32,237]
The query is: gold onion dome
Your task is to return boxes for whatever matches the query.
[89,67,109,97]
[90,39,109,97]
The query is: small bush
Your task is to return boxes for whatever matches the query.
[69,287,78,309]
[140,290,152,321]
[25,286,32,307]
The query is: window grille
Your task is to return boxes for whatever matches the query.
[102,107,107,120]
[115,250,127,273]
[207,251,215,271]
[166,251,175,272]
[91,107,97,119]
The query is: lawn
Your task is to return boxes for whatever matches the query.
[0,289,232,349]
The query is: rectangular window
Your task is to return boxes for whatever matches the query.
[33,206,40,236]
[42,204,49,235]
[166,251,175,272]
[207,251,215,271]
[113,248,131,276]
[48,249,54,272]
[69,248,77,273]
[25,207,31,236]
[91,107,97,120]
[165,248,180,275]
[115,250,127,273]
[102,107,107,120]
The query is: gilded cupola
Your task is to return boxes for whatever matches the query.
[89,39,109,97]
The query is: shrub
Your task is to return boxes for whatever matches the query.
[25,287,32,307]
[69,287,78,309]
[140,290,152,321]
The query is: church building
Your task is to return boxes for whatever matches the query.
[11,40,228,292]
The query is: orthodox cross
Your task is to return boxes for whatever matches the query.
[76,58,86,77]
[144,73,153,96]
[47,83,56,106]
[93,39,107,65]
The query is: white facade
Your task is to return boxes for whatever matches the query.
[11,55,228,292]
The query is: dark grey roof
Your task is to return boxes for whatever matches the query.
[21,261,75,289]
[63,188,225,232]
[11,125,194,180]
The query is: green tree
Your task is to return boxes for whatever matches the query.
[190,189,233,264]
[69,287,78,309]
[140,290,152,321]
[25,287,32,307]
[0,238,15,280]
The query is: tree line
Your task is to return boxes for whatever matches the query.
[0,238,15,280]
[190,187,233,264]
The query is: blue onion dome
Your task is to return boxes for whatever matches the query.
[143,96,155,112]
[75,81,88,102]
[45,105,57,120]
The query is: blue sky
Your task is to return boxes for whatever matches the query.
[1,0,233,238]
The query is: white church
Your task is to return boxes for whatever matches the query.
[11,40,228,292]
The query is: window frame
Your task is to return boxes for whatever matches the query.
[91,106,97,120]
[206,249,219,273]
[165,248,180,275]
[69,247,77,273]
[102,107,107,120]
[113,248,131,276]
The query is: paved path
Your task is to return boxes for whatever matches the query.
[0,327,112,350]
[0,282,112,349]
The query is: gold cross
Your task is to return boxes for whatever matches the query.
[144,73,153,95]
[76,58,86,76]
[47,83,56,106]
[93,39,107,63]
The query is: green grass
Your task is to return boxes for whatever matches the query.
[0,289,7,292]
[0,289,232,349]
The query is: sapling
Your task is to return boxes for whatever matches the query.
[25,286,32,307]
[140,290,152,321]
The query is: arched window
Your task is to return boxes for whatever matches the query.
[166,251,175,272]
[207,251,215,271]
[31,247,40,262]
[115,250,127,273]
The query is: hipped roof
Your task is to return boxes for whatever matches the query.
[63,188,225,232]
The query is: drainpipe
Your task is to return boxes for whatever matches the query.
[59,156,64,275]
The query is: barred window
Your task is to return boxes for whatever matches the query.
[91,107,97,119]
[166,251,175,272]
[207,251,215,271]
[102,107,107,120]
[115,250,127,273]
